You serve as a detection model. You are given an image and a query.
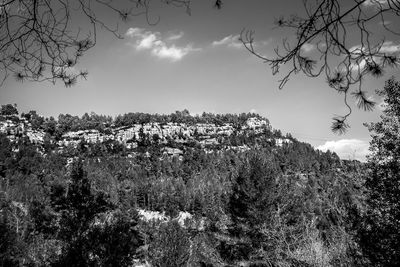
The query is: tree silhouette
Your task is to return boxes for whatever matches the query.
[241,0,400,133]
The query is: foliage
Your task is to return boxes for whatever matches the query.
[0,198,26,266]
[0,104,18,116]
[148,220,190,267]
[359,78,400,266]
[86,210,143,267]
[0,108,376,265]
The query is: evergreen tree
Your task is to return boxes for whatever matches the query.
[360,78,400,266]
[225,152,279,262]
[50,160,113,266]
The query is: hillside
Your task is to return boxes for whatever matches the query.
[1,110,276,147]
[0,109,341,170]
[0,107,366,266]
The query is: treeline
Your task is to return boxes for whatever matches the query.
[1,105,267,135]
[114,110,265,127]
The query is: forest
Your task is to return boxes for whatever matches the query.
[1,79,400,266]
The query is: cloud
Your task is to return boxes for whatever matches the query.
[349,41,400,55]
[301,43,315,53]
[317,139,370,162]
[125,28,198,61]
[167,31,184,41]
[363,0,388,6]
[212,34,242,49]
[125,27,144,38]
[379,41,400,53]
[151,45,190,60]
[349,41,400,71]
[137,33,159,50]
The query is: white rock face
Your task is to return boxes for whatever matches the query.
[137,209,168,222]
[176,211,192,226]
[137,209,206,231]
[246,117,268,129]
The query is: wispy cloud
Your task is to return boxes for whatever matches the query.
[349,41,400,55]
[379,41,400,53]
[349,41,400,71]
[317,139,370,162]
[212,34,242,49]
[125,28,199,61]
[363,0,388,6]
[167,31,184,41]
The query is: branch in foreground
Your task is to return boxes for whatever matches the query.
[240,0,400,133]
[0,0,192,87]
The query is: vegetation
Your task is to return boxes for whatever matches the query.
[0,99,397,266]
[358,78,400,266]
[2,1,399,265]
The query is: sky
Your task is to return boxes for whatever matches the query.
[1,0,399,161]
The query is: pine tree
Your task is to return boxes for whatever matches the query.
[360,78,400,266]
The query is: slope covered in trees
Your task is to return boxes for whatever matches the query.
[0,106,395,266]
